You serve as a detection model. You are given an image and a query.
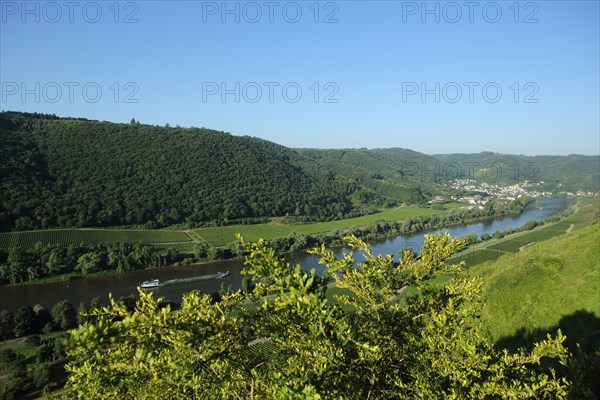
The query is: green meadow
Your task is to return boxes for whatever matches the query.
[0,204,457,251]
[192,205,451,245]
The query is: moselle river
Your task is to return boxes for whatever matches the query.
[0,197,570,311]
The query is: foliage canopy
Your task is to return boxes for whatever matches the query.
[64,233,570,399]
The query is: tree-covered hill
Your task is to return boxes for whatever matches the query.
[297,148,600,195]
[295,148,441,203]
[2,111,598,232]
[432,152,600,192]
[0,112,358,231]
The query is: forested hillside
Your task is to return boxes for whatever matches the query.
[0,112,359,231]
[433,152,600,192]
[296,148,438,203]
[298,148,600,195]
[1,112,598,232]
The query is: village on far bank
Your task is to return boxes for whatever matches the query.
[428,179,597,209]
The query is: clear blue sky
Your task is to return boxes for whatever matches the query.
[1,0,598,155]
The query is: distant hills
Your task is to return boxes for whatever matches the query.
[295,148,437,203]
[296,147,599,198]
[1,111,598,231]
[433,152,600,192]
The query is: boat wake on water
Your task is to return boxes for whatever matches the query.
[140,271,229,289]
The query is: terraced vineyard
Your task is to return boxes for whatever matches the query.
[486,229,567,253]
[486,212,584,254]
[0,229,192,251]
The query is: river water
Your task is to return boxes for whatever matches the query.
[0,198,570,311]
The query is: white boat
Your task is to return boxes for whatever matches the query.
[216,271,230,279]
[140,279,161,289]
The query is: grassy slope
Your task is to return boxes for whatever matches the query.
[469,203,599,344]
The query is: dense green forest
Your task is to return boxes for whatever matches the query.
[1,112,598,233]
[0,242,178,285]
[0,112,360,231]
[297,148,600,194]
[295,148,444,202]
[432,152,600,191]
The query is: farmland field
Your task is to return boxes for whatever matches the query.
[486,229,567,253]
[192,205,451,245]
[0,229,192,251]
[0,205,457,250]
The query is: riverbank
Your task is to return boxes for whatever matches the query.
[0,199,533,288]
[188,203,465,245]
[0,197,573,312]
[0,198,592,399]
[449,197,593,268]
